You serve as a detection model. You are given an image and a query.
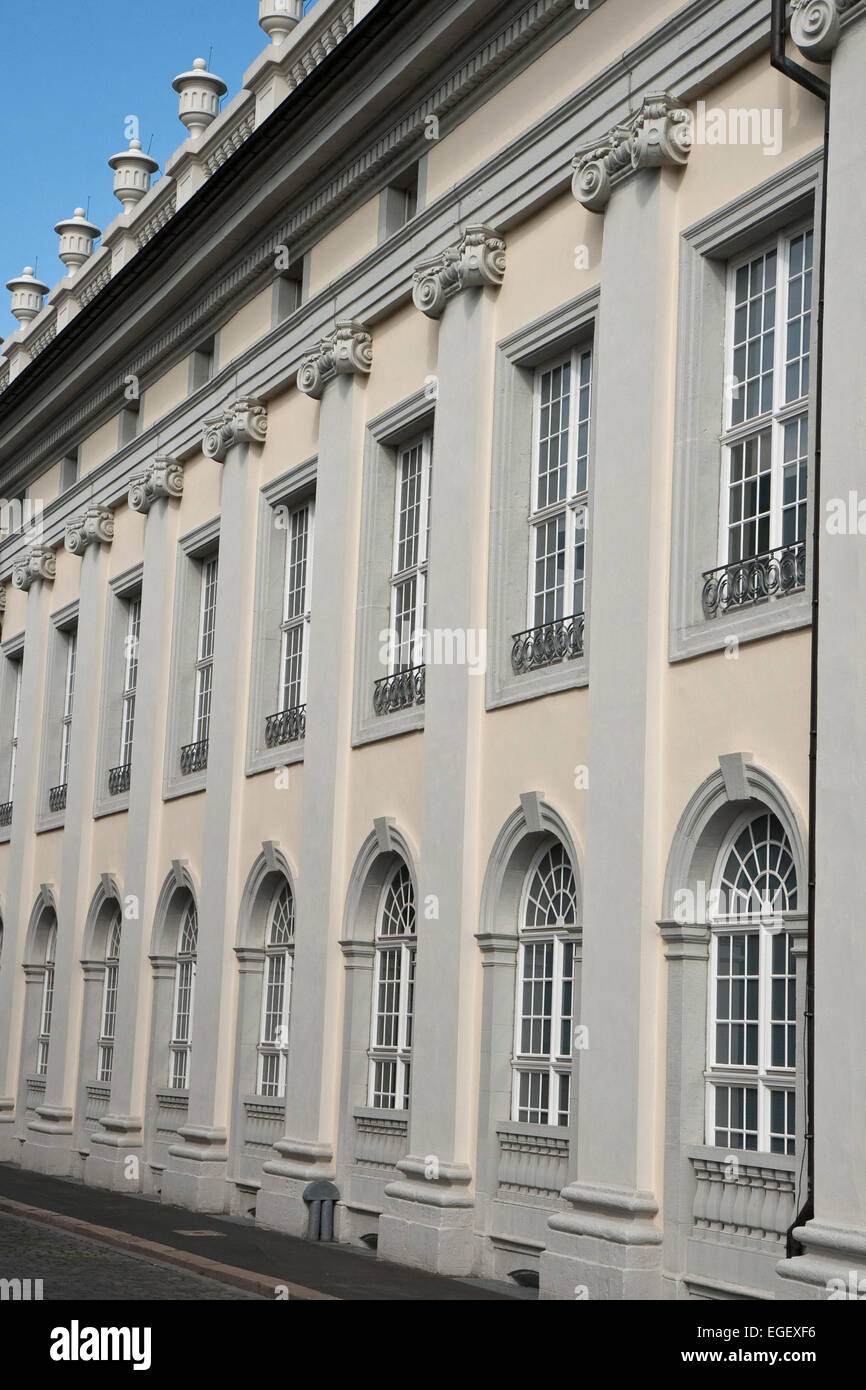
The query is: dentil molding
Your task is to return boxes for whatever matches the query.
[571,91,692,213]
[11,546,56,590]
[128,457,185,513]
[202,397,268,462]
[790,0,856,60]
[64,506,114,555]
[412,225,506,318]
[296,319,373,399]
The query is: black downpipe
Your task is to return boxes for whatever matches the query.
[770,0,829,1260]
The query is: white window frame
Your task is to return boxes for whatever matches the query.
[118,596,141,770]
[367,864,416,1111]
[717,222,813,568]
[511,843,577,1128]
[58,628,77,787]
[387,436,432,675]
[192,557,218,745]
[527,347,593,632]
[168,902,198,1090]
[704,811,798,1156]
[37,921,57,1077]
[8,658,21,802]
[97,914,122,1084]
[278,502,314,716]
[256,883,295,1098]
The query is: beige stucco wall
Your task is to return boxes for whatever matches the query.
[307,196,380,299]
[218,286,273,370]
[140,360,189,434]
[425,0,687,205]
[79,417,120,478]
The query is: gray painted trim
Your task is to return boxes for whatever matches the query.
[34,602,79,834]
[0,0,781,542]
[93,564,144,820]
[487,290,598,709]
[660,761,808,921]
[0,644,23,844]
[246,461,317,777]
[352,389,435,747]
[162,520,221,801]
[669,152,823,663]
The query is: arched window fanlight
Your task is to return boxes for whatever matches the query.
[37,915,58,1077]
[257,881,295,1098]
[512,843,578,1128]
[706,810,799,1155]
[169,899,198,1090]
[97,911,122,1084]
[368,863,416,1110]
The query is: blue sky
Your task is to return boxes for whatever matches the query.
[0,0,319,339]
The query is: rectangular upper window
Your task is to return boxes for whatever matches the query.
[59,628,77,790]
[388,436,432,677]
[0,652,23,831]
[278,502,313,718]
[193,557,218,747]
[8,658,21,804]
[719,227,812,569]
[669,157,820,658]
[528,350,592,633]
[118,596,141,774]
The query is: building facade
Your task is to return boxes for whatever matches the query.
[0,0,863,1300]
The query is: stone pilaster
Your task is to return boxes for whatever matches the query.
[376,227,505,1275]
[87,464,185,1193]
[25,513,113,1174]
[257,323,372,1237]
[541,155,683,1299]
[778,8,866,1300]
[658,922,711,1293]
[0,559,54,1160]
[159,405,268,1212]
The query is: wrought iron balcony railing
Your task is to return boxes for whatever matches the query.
[49,784,67,813]
[0,801,12,827]
[179,739,209,775]
[702,541,806,617]
[511,612,585,674]
[265,704,306,747]
[108,763,132,795]
[373,665,425,716]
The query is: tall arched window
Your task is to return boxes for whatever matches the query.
[257,882,295,1098]
[513,842,577,1127]
[97,912,122,1084]
[37,916,58,1076]
[368,862,415,1110]
[169,899,198,1090]
[707,811,798,1154]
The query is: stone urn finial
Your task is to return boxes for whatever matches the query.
[172,58,228,138]
[6,267,50,323]
[54,208,101,274]
[259,1,303,44]
[108,139,160,212]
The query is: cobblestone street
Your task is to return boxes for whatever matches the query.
[0,1212,262,1301]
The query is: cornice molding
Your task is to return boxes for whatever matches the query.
[411,224,506,318]
[571,90,692,213]
[0,0,577,414]
[790,0,856,60]
[64,506,114,555]
[0,1,789,527]
[11,546,56,590]
[128,457,185,513]
[297,319,373,398]
[202,397,269,461]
